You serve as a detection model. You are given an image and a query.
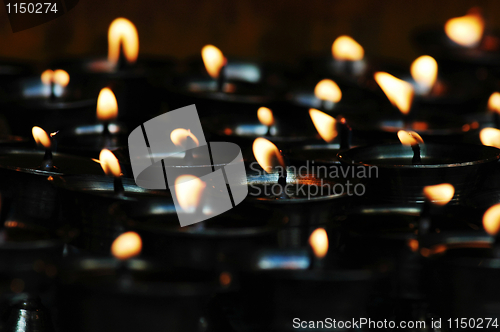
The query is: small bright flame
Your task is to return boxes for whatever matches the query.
[445,12,484,47]
[483,204,500,235]
[252,138,285,173]
[99,149,121,177]
[32,126,51,149]
[53,70,70,87]
[170,128,200,149]
[202,45,226,79]
[374,72,414,115]
[309,228,329,258]
[397,130,424,146]
[314,79,342,103]
[96,88,118,121]
[111,231,142,260]
[408,239,419,252]
[309,108,337,143]
[423,183,455,206]
[332,35,364,61]
[411,55,438,91]
[41,69,54,85]
[488,92,500,114]
[174,175,206,213]
[257,107,274,126]
[108,18,139,66]
[480,128,500,148]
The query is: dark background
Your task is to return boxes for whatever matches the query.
[0,0,499,65]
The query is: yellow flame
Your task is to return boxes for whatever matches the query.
[483,204,500,235]
[202,45,226,79]
[397,130,424,146]
[170,129,200,149]
[423,183,455,205]
[99,149,122,177]
[111,231,142,260]
[174,175,206,213]
[480,128,500,148]
[53,69,70,87]
[411,55,437,90]
[96,88,118,121]
[445,12,484,47]
[374,72,414,115]
[32,126,51,149]
[314,79,342,103]
[257,107,274,126]
[309,108,338,143]
[252,138,285,173]
[332,35,364,61]
[108,18,139,66]
[488,92,500,114]
[309,228,329,258]
[41,69,54,85]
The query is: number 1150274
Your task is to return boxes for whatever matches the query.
[6,2,57,14]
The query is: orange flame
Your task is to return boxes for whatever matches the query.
[252,138,285,173]
[411,55,438,90]
[96,88,118,121]
[108,18,139,66]
[374,72,414,115]
[41,69,70,87]
[202,45,226,79]
[309,108,338,143]
[257,107,274,126]
[41,69,54,85]
[408,239,419,252]
[423,183,455,205]
[332,35,364,61]
[170,129,200,149]
[445,11,484,47]
[397,130,424,146]
[174,175,206,213]
[480,128,500,148]
[32,126,51,149]
[309,228,329,258]
[483,204,500,235]
[314,79,342,103]
[488,92,500,114]
[111,231,142,260]
[99,149,122,177]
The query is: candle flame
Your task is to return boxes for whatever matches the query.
[309,108,338,143]
[108,18,139,66]
[309,228,329,258]
[111,231,142,260]
[99,148,121,177]
[480,128,500,148]
[257,107,274,126]
[374,72,414,115]
[174,175,206,213]
[41,69,70,87]
[483,204,500,235]
[411,55,437,91]
[41,69,54,85]
[32,126,51,149]
[397,130,424,146]
[202,45,226,79]
[488,92,500,114]
[252,138,285,173]
[314,79,342,103]
[445,11,484,47]
[408,239,419,252]
[332,35,364,61]
[170,128,200,149]
[96,88,118,121]
[423,183,455,205]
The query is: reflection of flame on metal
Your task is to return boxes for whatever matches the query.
[483,203,500,235]
[309,108,337,143]
[411,55,437,91]
[202,45,226,79]
[219,272,232,287]
[99,149,122,177]
[374,72,414,115]
[32,126,51,149]
[445,10,484,47]
[332,35,364,61]
[257,107,274,126]
[309,228,329,258]
[97,88,118,121]
[108,18,139,65]
[111,231,142,260]
[252,138,285,173]
[314,79,342,103]
[423,183,455,205]
[397,130,423,146]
